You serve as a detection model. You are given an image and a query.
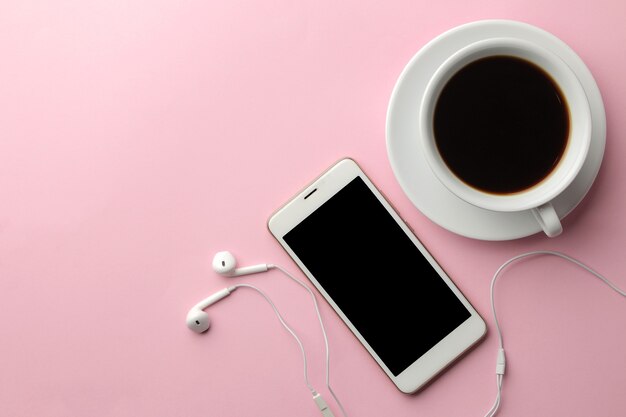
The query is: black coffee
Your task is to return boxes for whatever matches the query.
[433,56,570,194]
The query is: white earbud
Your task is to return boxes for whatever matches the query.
[186,287,236,333]
[212,251,270,277]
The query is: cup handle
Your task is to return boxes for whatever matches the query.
[531,202,563,237]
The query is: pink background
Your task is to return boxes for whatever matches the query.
[1,1,625,416]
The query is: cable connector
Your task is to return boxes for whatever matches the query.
[312,391,336,417]
[496,348,506,375]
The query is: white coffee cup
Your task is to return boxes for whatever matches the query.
[419,37,592,237]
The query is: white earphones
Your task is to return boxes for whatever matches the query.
[185,251,273,333]
[186,251,347,417]
[186,252,273,334]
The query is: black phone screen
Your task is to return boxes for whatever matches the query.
[283,176,471,376]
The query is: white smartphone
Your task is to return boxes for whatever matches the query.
[267,158,486,393]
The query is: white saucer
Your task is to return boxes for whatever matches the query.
[386,20,606,240]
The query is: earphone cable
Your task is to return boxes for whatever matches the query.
[269,264,349,417]
[231,283,316,394]
[485,250,626,417]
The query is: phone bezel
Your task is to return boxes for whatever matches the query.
[267,158,486,393]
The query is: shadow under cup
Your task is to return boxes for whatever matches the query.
[419,38,591,237]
